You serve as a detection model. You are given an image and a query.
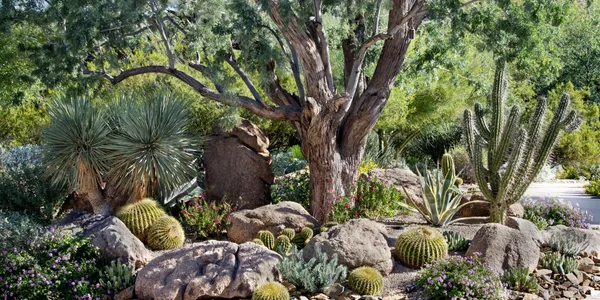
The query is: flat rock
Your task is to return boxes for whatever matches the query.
[303,219,394,275]
[135,240,281,299]
[227,201,319,243]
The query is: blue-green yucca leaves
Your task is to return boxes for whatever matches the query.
[105,94,198,201]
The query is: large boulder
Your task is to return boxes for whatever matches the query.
[466,223,540,273]
[505,217,547,247]
[55,211,153,270]
[303,219,394,275]
[545,225,600,253]
[135,241,281,299]
[227,201,319,243]
[457,193,524,219]
[364,168,422,208]
[204,119,274,210]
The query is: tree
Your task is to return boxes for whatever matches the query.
[1,0,574,221]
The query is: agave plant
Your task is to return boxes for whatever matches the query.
[402,166,487,227]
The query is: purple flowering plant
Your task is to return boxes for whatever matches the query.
[416,254,506,300]
[0,227,108,299]
[522,197,592,229]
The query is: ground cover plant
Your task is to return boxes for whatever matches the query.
[522,198,592,228]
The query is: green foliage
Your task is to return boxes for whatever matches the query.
[99,260,135,295]
[395,226,448,268]
[292,227,313,248]
[443,231,470,252]
[276,245,347,294]
[281,228,295,240]
[522,198,591,228]
[0,229,107,299]
[258,230,276,250]
[271,149,307,177]
[502,267,538,293]
[549,232,589,257]
[585,180,600,196]
[0,210,45,251]
[146,215,186,251]
[348,266,384,296]
[270,170,310,209]
[464,61,581,223]
[116,198,166,242]
[275,235,292,255]
[178,196,232,240]
[449,146,476,184]
[540,252,578,275]
[523,211,550,230]
[252,281,290,300]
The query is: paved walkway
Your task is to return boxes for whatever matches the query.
[524,181,600,224]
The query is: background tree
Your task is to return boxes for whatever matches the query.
[0,0,575,221]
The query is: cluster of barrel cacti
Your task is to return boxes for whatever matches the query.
[394,226,448,268]
[348,266,383,296]
[253,226,314,254]
[117,198,185,251]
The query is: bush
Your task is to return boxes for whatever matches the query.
[522,198,592,228]
[0,210,46,251]
[271,148,307,177]
[178,195,232,240]
[277,245,347,294]
[416,255,506,300]
[523,210,549,230]
[271,170,310,208]
[585,180,600,196]
[448,146,476,184]
[0,228,108,299]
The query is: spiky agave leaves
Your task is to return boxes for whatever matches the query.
[395,226,448,268]
[348,266,384,296]
[106,94,198,201]
[43,97,111,215]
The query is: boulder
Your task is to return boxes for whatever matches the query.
[364,168,422,208]
[505,217,547,247]
[466,223,540,273]
[227,201,319,243]
[303,219,394,275]
[135,241,281,299]
[55,211,153,270]
[545,225,600,253]
[204,119,274,209]
[457,193,524,219]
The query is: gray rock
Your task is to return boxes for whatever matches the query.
[227,201,319,243]
[55,211,153,270]
[505,217,547,246]
[303,219,393,275]
[466,223,540,273]
[115,285,135,300]
[204,119,274,210]
[544,225,600,253]
[135,241,281,299]
[363,169,422,209]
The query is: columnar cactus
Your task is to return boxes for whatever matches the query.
[395,226,448,268]
[252,282,290,300]
[441,153,455,177]
[275,235,292,254]
[463,61,581,224]
[146,215,185,250]
[348,266,384,296]
[258,230,275,250]
[116,198,166,241]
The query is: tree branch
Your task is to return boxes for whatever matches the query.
[373,0,384,36]
[312,0,335,93]
[150,0,175,69]
[223,41,264,104]
[345,32,393,100]
[83,65,301,121]
[188,62,225,93]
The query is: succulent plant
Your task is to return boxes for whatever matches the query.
[395,226,448,268]
[441,153,456,177]
[252,281,290,300]
[443,231,470,252]
[146,215,185,250]
[98,260,135,294]
[258,230,275,250]
[253,238,265,246]
[293,227,314,247]
[116,198,166,241]
[454,177,463,187]
[275,235,292,255]
[502,267,538,293]
[348,266,384,296]
[300,227,314,239]
[549,233,589,257]
[540,252,578,275]
[281,228,295,240]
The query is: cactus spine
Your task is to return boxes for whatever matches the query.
[463,61,581,224]
[258,230,275,250]
[146,215,185,250]
[252,281,290,300]
[395,226,448,268]
[348,266,384,296]
[275,235,292,254]
[117,198,166,241]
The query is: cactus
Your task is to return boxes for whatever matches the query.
[454,177,463,187]
[441,153,455,177]
[281,228,295,240]
[540,252,578,275]
[98,260,135,294]
[300,227,313,239]
[116,198,166,241]
[348,266,384,296]
[258,230,275,250]
[395,226,448,268]
[293,227,313,247]
[146,215,185,250]
[443,231,470,252]
[252,281,290,300]
[463,60,581,224]
[275,235,292,254]
[253,238,265,246]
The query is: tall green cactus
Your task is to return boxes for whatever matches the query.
[463,61,580,224]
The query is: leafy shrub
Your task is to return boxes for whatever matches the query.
[271,170,310,208]
[0,145,67,222]
[0,210,45,251]
[178,195,232,240]
[585,180,600,196]
[359,159,379,174]
[502,267,538,293]
[277,245,347,294]
[0,228,108,299]
[99,260,135,295]
[416,255,506,300]
[549,232,589,257]
[523,211,550,230]
[540,252,578,274]
[271,148,307,176]
[522,198,592,228]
